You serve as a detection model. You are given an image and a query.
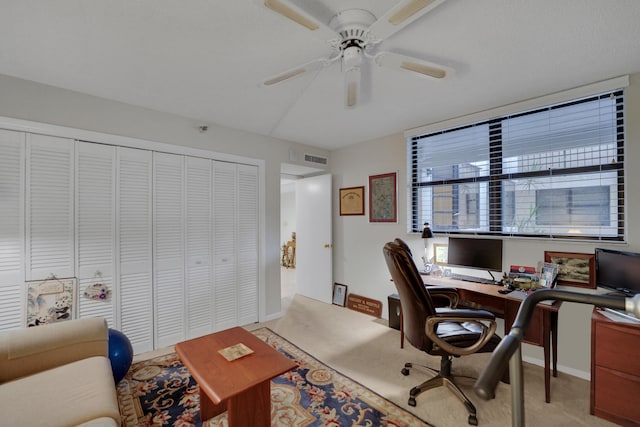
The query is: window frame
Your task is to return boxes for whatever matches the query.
[408,90,625,241]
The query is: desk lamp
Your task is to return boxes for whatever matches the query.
[421,222,434,272]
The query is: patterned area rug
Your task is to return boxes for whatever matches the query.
[117,327,432,426]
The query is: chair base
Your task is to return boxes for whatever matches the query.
[402,360,479,426]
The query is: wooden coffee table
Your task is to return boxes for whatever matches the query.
[174,327,296,426]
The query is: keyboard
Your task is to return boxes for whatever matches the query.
[450,273,499,285]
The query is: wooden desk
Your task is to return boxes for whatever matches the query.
[175,327,297,426]
[396,276,561,403]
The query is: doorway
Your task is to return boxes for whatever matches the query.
[280,163,325,309]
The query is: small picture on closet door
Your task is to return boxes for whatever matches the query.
[25,277,76,327]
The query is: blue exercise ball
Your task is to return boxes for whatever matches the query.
[108,328,133,384]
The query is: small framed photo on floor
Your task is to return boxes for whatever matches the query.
[332,283,348,306]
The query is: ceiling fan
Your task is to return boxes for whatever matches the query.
[261,0,453,109]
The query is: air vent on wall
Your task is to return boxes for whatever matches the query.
[304,154,328,165]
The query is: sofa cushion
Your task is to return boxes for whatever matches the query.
[0,356,121,427]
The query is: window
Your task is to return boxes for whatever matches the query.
[408,89,625,240]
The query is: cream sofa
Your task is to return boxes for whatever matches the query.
[0,318,121,426]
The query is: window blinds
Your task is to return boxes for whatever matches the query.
[408,89,625,241]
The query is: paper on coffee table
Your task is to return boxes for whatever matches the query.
[218,343,254,361]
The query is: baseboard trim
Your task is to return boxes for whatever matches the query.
[522,355,590,381]
[261,311,283,322]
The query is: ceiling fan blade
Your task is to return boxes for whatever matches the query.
[344,66,361,109]
[263,0,341,42]
[374,52,452,79]
[367,0,448,42]
[262,58,328,87]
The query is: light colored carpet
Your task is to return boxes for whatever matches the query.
[249,294,617,427]
[134,294,617,426]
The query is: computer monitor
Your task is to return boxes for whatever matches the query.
[595,248,640,296]
[447,237,503,272]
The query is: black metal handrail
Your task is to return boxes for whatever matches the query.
[473,288,639,426]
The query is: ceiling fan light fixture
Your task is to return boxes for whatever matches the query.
[264,0,319,31]
[264,68,306,86]
[401,61,446,78]
[388,0,436,25]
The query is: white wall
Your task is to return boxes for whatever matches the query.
[0,73,329,320]
[331,72,640,378]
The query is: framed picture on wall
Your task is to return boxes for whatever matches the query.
[369,172,397,223]
[544,251,596,289]
[339,186,365,215]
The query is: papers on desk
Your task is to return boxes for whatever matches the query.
[506,289,555,305]
[601,308,640,324]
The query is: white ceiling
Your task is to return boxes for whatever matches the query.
[1,1,640,151]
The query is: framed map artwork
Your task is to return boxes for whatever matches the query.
[369,172,397,223]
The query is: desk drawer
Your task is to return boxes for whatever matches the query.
[593,366,640,426]
[505,299,543,345]
[594,321,640,377]
[458,290,504,317]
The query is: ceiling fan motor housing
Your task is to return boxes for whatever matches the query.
[330,9,375,44]
[329,9,376,72]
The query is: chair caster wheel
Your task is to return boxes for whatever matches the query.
[468,414,478,425]
[401,368,410,376]
[408,397,416,407]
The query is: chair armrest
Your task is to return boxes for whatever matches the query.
[426,286,460,308]
[435,307,495,320]
[425,315,497,356]
[0,318,109,384]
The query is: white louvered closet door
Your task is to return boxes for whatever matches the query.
[213,161,238,330]
[237,164,258,326]
[185,156,212,338]
[26,134,75,281]
[75,142,116,326]
[212,161,259,330]
[153,152,185,348]
[0,129,25,331]
[117,147,153,354]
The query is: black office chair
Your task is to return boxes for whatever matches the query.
[383,240,507,426]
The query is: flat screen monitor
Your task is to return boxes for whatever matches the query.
[595,248,640,296]
[447,237,503,272]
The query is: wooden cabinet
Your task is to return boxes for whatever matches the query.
[591,308,640,426]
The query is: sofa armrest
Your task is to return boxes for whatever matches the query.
[0,317,109,384]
